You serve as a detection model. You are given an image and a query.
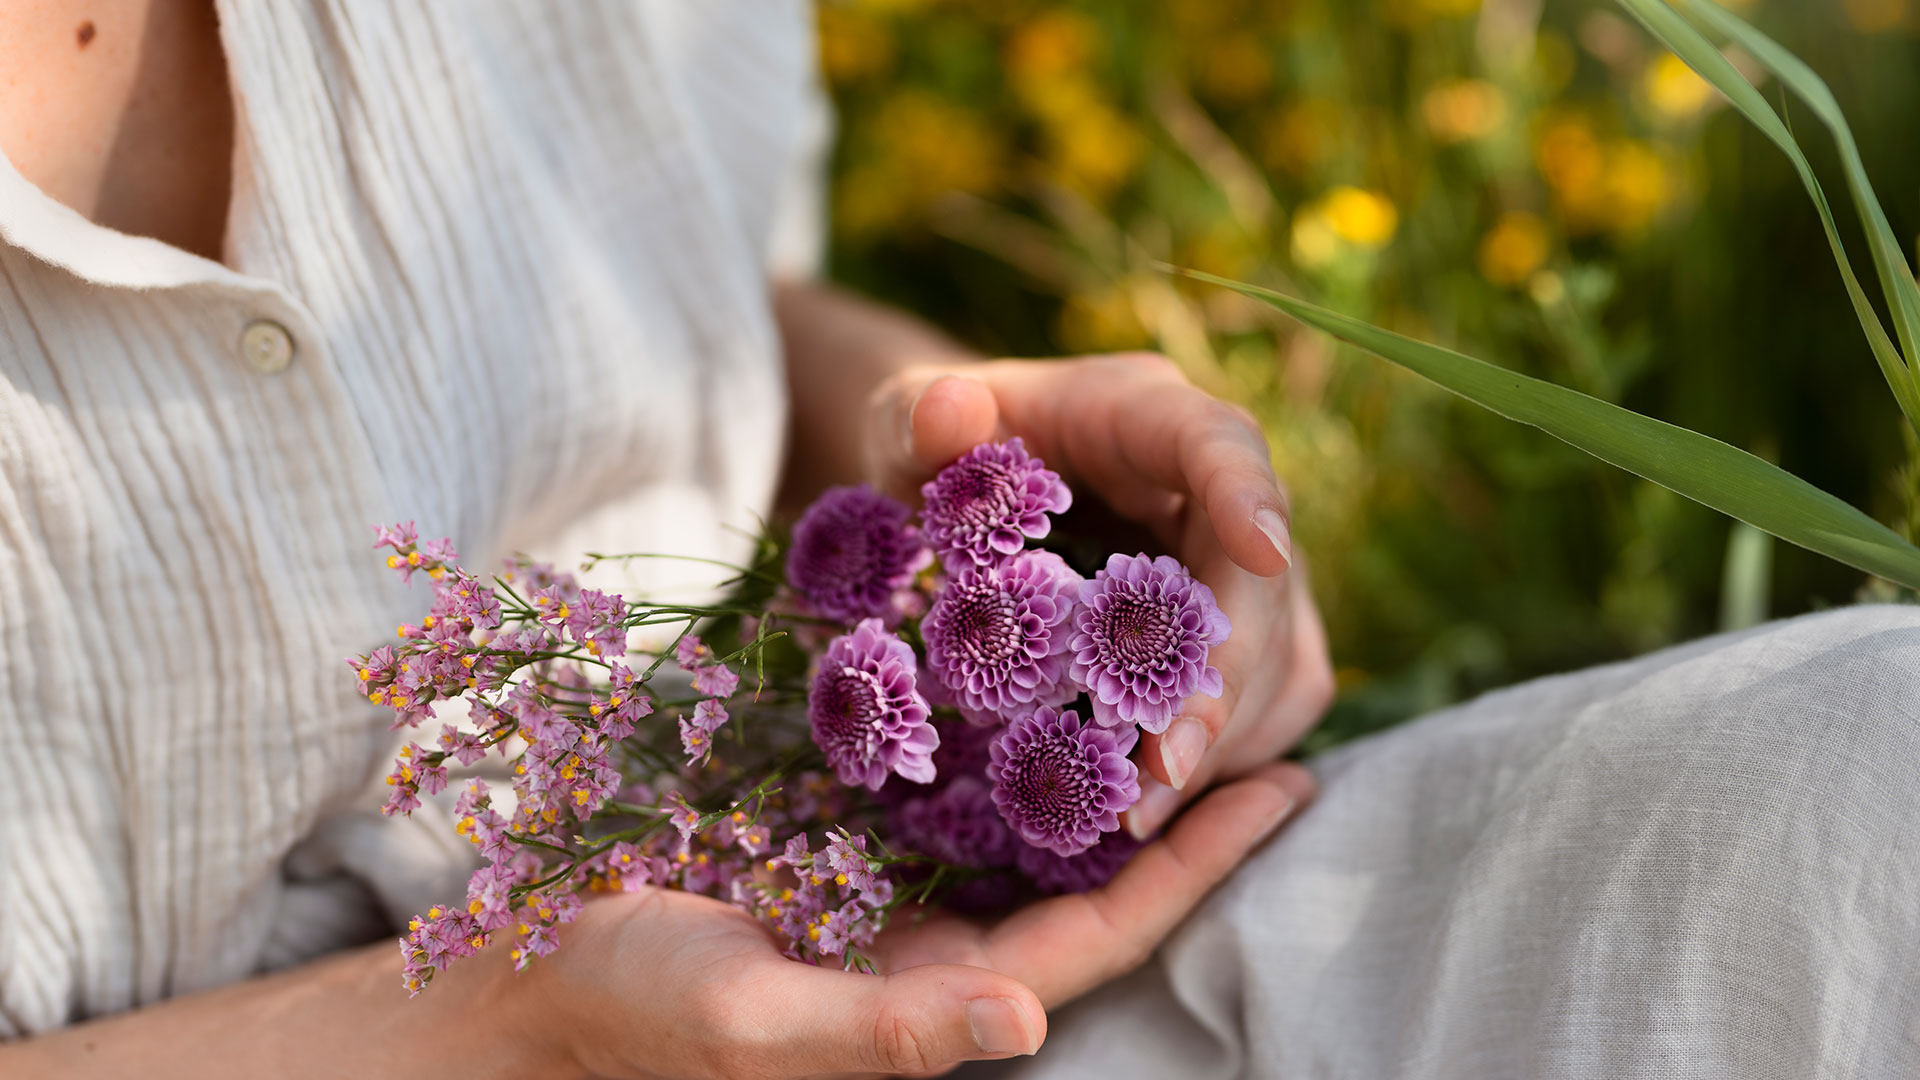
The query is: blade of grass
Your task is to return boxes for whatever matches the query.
[1175,268,1920,589]
[1674,0,1920,388]
[1613,0,1920,431]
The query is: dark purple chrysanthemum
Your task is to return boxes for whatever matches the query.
[1017,829,1147,894]
[1070,553,1231,734]
[920,438,1072,572]
[787,485,929,624]
[890,775,1019,869]
[809,618,939,791]
[922,549,1083,726]
[988,706,1139,856]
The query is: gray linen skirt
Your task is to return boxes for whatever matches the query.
[979,604,1920,1079]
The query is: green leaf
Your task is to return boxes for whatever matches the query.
[1671,0,1920,388]
[1612,0,1920,431]
[1178,268,1920,589]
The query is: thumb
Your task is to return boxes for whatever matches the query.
[777,962,1046,1077]
[866,368,1000,500]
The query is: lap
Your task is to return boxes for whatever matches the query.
[979,604,1920,1080]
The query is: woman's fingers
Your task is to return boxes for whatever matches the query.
[980,761,1315,1007]
[863,366,1001,500]
[865,356,1293,582]
[982,354,1293,578]
[728,960,1045,1078]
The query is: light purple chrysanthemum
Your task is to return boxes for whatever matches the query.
[920,438,1072,572]
[787,485,930,624]
[891,775,1019,869]
[922,549,1083,726]
[1069,553,1231,734]
[1017,829,1147,894]
[988,706,1139,856]
[809,618,940,791]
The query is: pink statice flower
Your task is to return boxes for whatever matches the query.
[1017,829,1147,894]
[1069,552,1231,734]
[921,549,1082,726]
[808,619,938,790]
[692,663,739,700]
[786,485,930,625]
[679,698,728,765]
[919,438,1071,572]
[675,634,712,669]
[988,706,1139,857]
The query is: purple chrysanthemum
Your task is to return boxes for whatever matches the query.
[922,550,1083,726]
[890,776,1019,869]
[787,485,930,624]
[809,618,939,791]
[988,706,1139,856]
[1017,830,1148,894]
[1069,553,1231,734]
[920,438,1072,572]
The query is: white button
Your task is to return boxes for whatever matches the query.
[239,319,295,374]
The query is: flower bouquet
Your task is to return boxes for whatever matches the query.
[353,439,1230,994]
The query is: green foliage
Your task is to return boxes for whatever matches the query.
[817,0,1920,743]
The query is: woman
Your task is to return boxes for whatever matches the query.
[8,4,1920,1080]
[0,1,1327,1076]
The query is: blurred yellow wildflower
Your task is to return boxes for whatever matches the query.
[817,6,894,87]
[1323,187,1399,247]
[1195,36,1273,104]
[1478,212,1552,287]
[1386,0,1483,27]
[1422,80,1509,143]
[1045,96,1146,196]
[1007,11,1098,86]
[834,91,1003,236]
[1262,99,1342,178]
[1057,289,1151,353]
[1644,53,1715,119]
[1293,187,1398,267]
[1844,0,1911,32]
[1603,140,1673,236]
[1535,115,1607,230]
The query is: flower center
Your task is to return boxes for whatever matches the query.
[1010,739,1090,825]
[948,583,1022,666]
[1096,592,1178,670]
[941,460,1018,528]
[817,666,886,758]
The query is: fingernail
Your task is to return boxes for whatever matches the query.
[1252,507,1293,569]
[1127,778,1183,840]
[967,996,1037,1055]
[905,375,955,454]
[1255,790,1298,843]
[1160,718,1208,791]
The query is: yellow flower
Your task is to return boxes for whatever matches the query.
[1045,97,1145,196]
[1603,140,1673,236]
[1645,54,1715,119]
[816,7,895,86]
[1844,0,1910,32]
[1007,11,1098,86]
[1422,80,1508,143]
[1321,187,1398,248]
[1195,36,1272,104]
[1261,99,1341,178]
[1478,212,1552,287]
[834,91,1003,236]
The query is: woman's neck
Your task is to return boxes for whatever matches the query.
[0,0,234,262]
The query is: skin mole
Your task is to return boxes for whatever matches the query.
[77,20,97,47]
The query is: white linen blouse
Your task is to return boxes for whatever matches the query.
[0,0,823,1035]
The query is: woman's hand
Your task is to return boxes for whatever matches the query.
[513,762,1311,1080]
[862,354,1336,838]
